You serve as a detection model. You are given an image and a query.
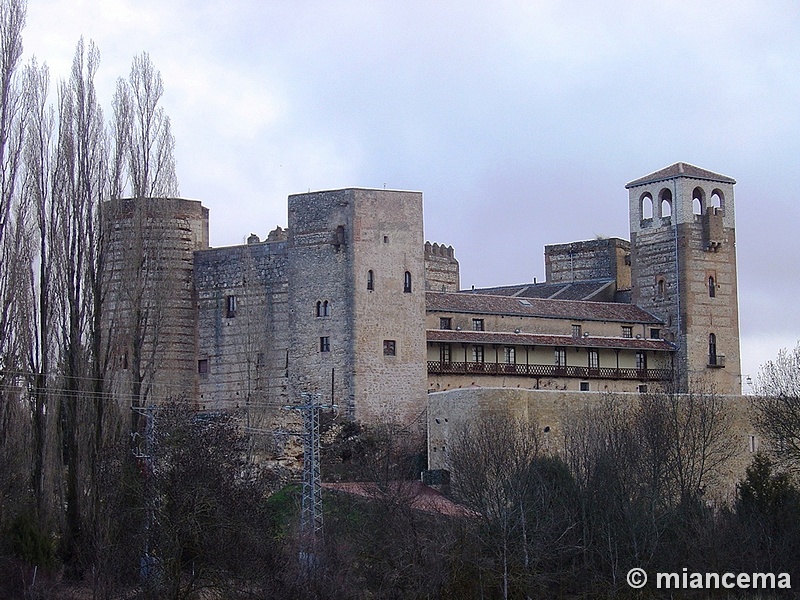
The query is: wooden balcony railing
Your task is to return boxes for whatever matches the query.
[427,361,672,381]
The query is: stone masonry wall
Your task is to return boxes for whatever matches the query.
[194,240,289,412]
[424,242,460,292]
[428,387,756,502]
[105,197,209,406]
[544,238,631,289]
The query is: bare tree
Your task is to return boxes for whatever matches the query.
[0,0,27,369]
[50,37,110,572]
[754,342,800,470]
[113,52,178,199]
[447,411,542,600]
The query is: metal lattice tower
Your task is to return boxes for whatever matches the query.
[286,392,334,572]
[299,392,323,541]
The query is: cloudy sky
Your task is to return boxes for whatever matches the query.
[23,0,800,387]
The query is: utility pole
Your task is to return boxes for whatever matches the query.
[286,391,334,574]
[131,404,157,582]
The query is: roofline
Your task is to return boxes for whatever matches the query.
[427,329,676,352]
[426,291,665,325]
[625,162,736,189]
[288,187,422,196]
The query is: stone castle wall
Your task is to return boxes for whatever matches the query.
[544,238,631,289]
[428,387,756,501]
[194,240,290,412]
[105,197,209,405]
[424,242,460,292]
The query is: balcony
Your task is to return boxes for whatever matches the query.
[427,361,673,381]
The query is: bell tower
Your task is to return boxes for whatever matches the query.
[626,163,741,394]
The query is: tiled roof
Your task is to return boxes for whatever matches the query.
[427,329,675,352]
[426,291,663,325]
[626,162,736,188]
[467,279,616,301]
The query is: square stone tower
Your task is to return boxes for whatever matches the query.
[287,189,427,426]
[626,163,741,394]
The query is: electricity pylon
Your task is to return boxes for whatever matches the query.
[286,392,334,574]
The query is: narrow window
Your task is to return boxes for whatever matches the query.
[504,346,516,364]
[367,270,374,291]
[439,317,452,330]
[708,333,717,365]
[404,271,412,293]
[472,345,484,363]
[588,349,599,370]
[641,193,653,220]
[323,300,330,317]
[580,381,590,391]
[657,278,665,299]
[198,359,209,375]
[572,324,582,338]
[226,294,237,318]
[636,351,647,371]
[383,340,396,356]
[315,301,322,317]
[473,318,485,331]
[710,190,723,210]
[659,188,672,218]
[749,434,758,453]
[708,276,716,298]
[121,351,129,370]
[622,326,632,339]
[692,187,705,215]
[554,348,566,367]
[439,344,451,364]
[320,336,330,353]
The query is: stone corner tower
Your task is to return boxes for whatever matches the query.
[626,162,742,394]
[287,188,427,427]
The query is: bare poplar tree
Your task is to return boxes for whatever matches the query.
[113,51,178,199]
[20,56,57,518]
[0,0,26,361]
[51,37,110,571]
[0,0,30,531]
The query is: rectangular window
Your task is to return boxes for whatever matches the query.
[472,345,484,363]
[572,324,582,337]
[320,336,330,353]
[588,349,599,370]
[198,359,209,375]
[638,384,648,394]
[472,318,485,331]
[749,434,758,453]
[554,347,566,367]
[383,340,396,356]
[439,317,452,330]
[226,295,237,318]
[504,346,516,364]
[636,351,647,370]
[580,381,590,391]
[650,328,661,339]
[622,326,632,338]
[439,344,451,364]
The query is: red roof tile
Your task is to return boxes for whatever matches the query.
[427,291,663,325]
[427,329,675,352]
[626,162,736,188]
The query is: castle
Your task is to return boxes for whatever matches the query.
[104,162,747,466]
